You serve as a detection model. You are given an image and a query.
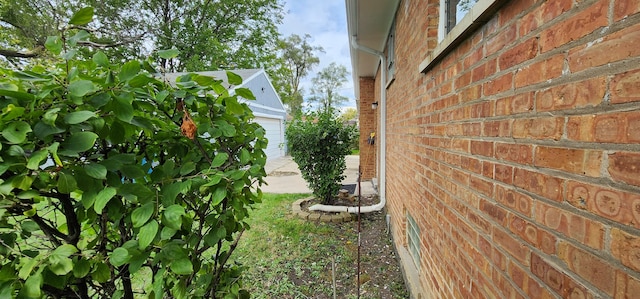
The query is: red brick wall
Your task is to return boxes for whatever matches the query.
[359,77,377,180]
[380,0,640,298]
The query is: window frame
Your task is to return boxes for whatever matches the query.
[406,212,421,269]
[422,0,506,73]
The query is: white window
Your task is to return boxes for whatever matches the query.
[406,213,421,268]
[387,20,396,83]
[439,0,479,41]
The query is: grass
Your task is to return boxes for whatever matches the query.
[232,193,408,299]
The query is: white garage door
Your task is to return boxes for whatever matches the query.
[254,116,284,160]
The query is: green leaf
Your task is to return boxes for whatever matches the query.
[69,7,94,25]
[204,227,226,246]
[45,36,62,55]
[119,61,140,82]
[211,153,229,168]
[2,121,32,144]
[73,258,91,278]
[64,111,96,124]
[109,247,131,267]
[27,150,48,170]
[158,49,180,59]
[226,71,243,85]
[94,187,117,213]
[61,131,98,154]
[211,187,226,206]
[18,258,39,279]
[22,272,42,298]
[57,172,78,194]
[179,162,196,176]
[194,75,216,86]
[239,148,251,164]
[68,80,97,97]
[163,205,184,230]
[48,257,73,275]
[84,164,107,180]
[138,220,158,250]
[11,175,33,191]
[114,94,134,122]
[235,88,255,100]
[128,74,153,87]
[131,203,154,228]
[170,258,193,275]
[93,51,109,67]
[92,263,110,283]
[52,244,77,257]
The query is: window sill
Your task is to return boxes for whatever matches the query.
[418,0,507,73]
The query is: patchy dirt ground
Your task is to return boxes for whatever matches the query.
[299,195,409,298]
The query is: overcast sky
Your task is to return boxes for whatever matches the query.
[278,0,356,110]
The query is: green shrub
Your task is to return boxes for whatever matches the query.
[0,8,265,298]
[285,110,356,204]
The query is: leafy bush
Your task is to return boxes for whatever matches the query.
[0,8,266,299]
[285,110,356,204]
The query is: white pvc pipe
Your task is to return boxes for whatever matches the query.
[310,1,387,214]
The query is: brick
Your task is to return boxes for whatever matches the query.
[484,72,513,96]
[508,214,538,245]
[508,260,555,298]
[486,23,517,55]
[470,140,494,157]
[495,185,533,217]
[558,241,616,295]
[566,180,640,229]
[519,0,573,36]
[495,143,533,165]
[499,0,535,27]
[569,23,640,72]
[471,176,494,197]
[611,69,640,104]
[514,54,564,88]
[458,84,482,103]
[480,199,508,226]
[494,164,513,184]
[536,77,606,111]
[534,146,602,177]
[608,152,640,187]
[610,228,640,272]
[495,228,531,266]
[499,37,538,70]
[483,119,510,137]
[615,271,640,299]
[539,0,608,52]
[472,58,498,83]
[512,117,563,140]
[566,113,640,143]
[496,92,534,116]
[530,252,592,298]
[535,201,605,250]
[614,0,640,21]
[513,168,564,202]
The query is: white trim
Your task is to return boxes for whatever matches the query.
[244,101,286,114]
[252,111,285,120]
[420,0,505,73]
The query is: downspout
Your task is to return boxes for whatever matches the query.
[309,10,387,213]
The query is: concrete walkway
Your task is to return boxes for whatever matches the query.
[262,155,377,195]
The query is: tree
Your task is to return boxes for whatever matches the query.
[0,8,266,298]
[340,107,358,122]
[309,62,349,113]
[286,110,356,204]
[0,0,284,72]
[268,34,323,116]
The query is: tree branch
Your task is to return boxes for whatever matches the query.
[0,48,41,58]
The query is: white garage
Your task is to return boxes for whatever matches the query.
[163,69,288,161]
